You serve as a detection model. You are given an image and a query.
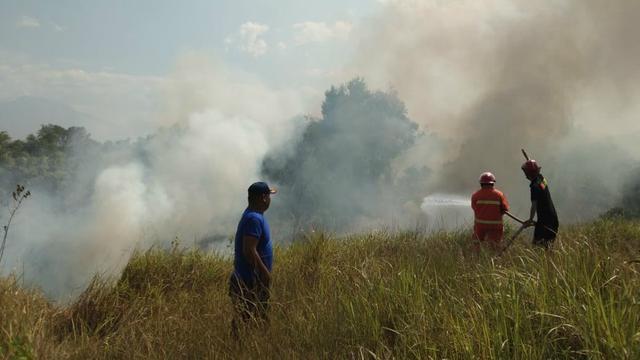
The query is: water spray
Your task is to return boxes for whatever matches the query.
[420,193,473,230]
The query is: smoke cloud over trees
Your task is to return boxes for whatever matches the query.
[1,1,640,299]
[262,78,426,233]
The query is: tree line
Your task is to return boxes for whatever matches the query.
[0,125,100,193]
[1,79,639,221]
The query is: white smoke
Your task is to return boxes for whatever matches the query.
[1,54,305,299]
[4,0,640,298]
[349,0,640,220]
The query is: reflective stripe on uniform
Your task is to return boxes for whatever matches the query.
[475,219,503,225]
[476,200,501,205]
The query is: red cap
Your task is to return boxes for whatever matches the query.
[521,160,541,177]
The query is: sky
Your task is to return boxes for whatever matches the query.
[0,0,380,140]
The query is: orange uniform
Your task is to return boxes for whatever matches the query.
[471,187,510,249]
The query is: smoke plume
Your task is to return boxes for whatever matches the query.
[1,54,304,299]
[262,79,425,235]
[3,1,640,299]
[350,0,640,218]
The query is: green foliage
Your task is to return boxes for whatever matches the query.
[117,245,229,294]
[0,125,97,192]
[0,336,34,360]
[0,276,64,358]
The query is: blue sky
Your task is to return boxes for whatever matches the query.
[1,0,377,74]
[0,0,381,139]
[4,1,638,142]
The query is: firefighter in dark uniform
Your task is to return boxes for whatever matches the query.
[521,159,559,248]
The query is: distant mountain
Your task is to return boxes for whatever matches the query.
[0,96,92,139]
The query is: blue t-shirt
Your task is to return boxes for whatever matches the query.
[233,208,273,285]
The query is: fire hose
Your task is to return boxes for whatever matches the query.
[499,211,558,255]
[498,222,528,256]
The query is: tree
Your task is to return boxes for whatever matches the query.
[0,125,96,192]
[262,78,419,230]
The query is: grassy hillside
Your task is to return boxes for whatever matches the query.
[1,219,640,359]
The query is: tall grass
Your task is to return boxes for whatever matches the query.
[1,219,640,359]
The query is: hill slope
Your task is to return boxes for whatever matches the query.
[2,219,640,359]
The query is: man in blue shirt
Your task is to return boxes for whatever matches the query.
[229,181,276,333]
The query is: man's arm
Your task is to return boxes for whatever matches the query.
[243,235,271,285]
[500,193,510,214]
[524,201,537,227]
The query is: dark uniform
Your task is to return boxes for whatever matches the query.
[530,174,559,247]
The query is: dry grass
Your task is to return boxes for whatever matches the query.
[2,219,640,359]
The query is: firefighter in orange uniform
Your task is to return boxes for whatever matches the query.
[471,172,510,251]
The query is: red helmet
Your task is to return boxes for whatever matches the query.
[479,172,496,185]
[521,160,541,176]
